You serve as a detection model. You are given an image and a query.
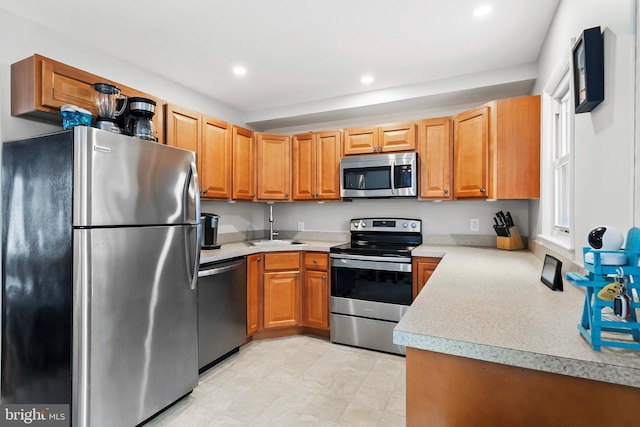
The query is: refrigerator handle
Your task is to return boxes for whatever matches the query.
[186,160,201,290]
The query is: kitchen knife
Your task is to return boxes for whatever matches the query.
[505,212,514,228]
[494,217,500,227]
[496,212,506,226]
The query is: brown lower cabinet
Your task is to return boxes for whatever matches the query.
[246,251,330,338]
[412,257,441,299]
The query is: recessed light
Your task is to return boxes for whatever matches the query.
[233,66,247,76]
[472,4,492,17]
[361,75,374,84]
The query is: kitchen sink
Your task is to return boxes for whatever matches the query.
[244,239,305,247]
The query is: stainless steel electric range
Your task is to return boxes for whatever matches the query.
[329,217,422,355]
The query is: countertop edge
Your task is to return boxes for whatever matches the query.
[393,329,640,388]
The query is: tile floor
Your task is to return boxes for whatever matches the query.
[144,335,406,427]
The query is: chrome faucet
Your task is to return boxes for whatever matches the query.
[269,204,278,240]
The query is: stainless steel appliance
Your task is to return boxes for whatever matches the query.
[330,218,422,355]
[340,152,418,198]
[198,258,247,372]
[92,82,127,133]
[1,127,201,427]
[125,97,157,141]
[201,213,220,249]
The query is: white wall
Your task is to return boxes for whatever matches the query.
[530,0,637,263]
[0,8,247,143]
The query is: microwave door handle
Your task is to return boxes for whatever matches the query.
[390,162,396,195]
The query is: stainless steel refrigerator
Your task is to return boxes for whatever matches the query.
[1,126,201,426]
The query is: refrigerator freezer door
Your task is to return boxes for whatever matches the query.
[73,225,199,427]
[73,126,200,227]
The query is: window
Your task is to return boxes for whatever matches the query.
[539,59,574,253]
[552,78,571,235]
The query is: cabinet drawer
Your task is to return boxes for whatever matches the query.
[263,252,300,271]
[303,252,329,270]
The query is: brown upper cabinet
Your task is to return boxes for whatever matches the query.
[11,54,164,143]
[232,126,255,201]
[255,133,291,201]
[344,122,416,155]
[453,95,540,200]
[165,105,232,200]
[418,117,453,200]
[292,131,342,201]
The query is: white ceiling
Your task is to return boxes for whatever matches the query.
[0,0,560,129]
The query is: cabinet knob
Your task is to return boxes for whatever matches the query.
[200,189,208,194]
[251,193,255,197]
[479,188,486,193]
[372,147,377,152]
[313,259,317,263]
[443,189,448,194]
[257,257,261,262]
[315,193,320,197]
[296,274,300,279]
[285,193,289,198]
[322,275,326,280]
[378,146,382,151]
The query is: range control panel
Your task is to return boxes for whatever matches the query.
[349,218,421,233]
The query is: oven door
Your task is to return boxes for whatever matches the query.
[330,256,412,320]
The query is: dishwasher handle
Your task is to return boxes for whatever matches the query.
[198,261,243,278]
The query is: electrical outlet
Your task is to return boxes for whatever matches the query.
[470,218,480,232]
[297,221,305,231]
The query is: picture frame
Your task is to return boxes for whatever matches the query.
[572,26,604,113]
[541,254,563,291]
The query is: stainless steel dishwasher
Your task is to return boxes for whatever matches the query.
[198,257,247,372]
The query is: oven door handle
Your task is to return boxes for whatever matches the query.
[330,257,412,273]
[330,253,412,263]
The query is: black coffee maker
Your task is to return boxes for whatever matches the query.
[124,97,157,142]
[201,213,220,249]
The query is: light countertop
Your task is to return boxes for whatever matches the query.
[200,240,339,264]
[395,245,640,388]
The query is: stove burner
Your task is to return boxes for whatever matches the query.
[330,217,422,258]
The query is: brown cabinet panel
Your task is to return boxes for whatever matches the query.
[302,270,329,329]
[246,254,263,336]
[292,131,341,200]
[232,126,255,201]
[378,122,417,152]
[12,54,164,143]
[418,118,453,200]
[344,127,378,155]
[165,104,200,153]
[303,252,329,271]
[315,131,342,199]
[256,133,291,200]
[201,117,231,199]
[453,96,540,200]
[412,257,440,299]
[292,133,316,200]
[264,252,301,271]
[454,106,489,199]
[263,271,301,328]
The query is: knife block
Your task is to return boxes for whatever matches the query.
[496,227,525,250]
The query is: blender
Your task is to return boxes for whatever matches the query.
[125,97,157,142]
[92,83,127,133]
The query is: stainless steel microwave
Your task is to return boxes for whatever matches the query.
[340,152,418,198]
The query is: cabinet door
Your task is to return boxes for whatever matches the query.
[246,254,263,336]
[231,125,255,201]
[302,270,329,329]
[412,257,441,299]
[378,122,417,152]
[418,118,453,200]
[292,133,316,200]
[263,271,300,328]
[315,131,342,200]
[454,106,489,199]
[201,117,231,199]
[165,104,200,153]
[344,127,378,155]
[256,133,291,200]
